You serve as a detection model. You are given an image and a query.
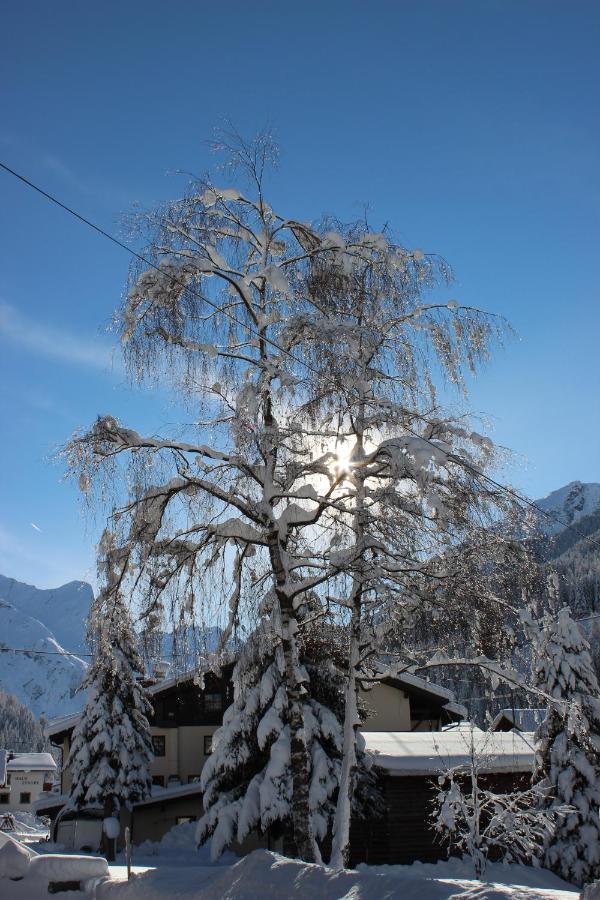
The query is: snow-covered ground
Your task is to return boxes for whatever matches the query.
[3,810,50,842]
[1,821,580,899]
[91,851,582,899]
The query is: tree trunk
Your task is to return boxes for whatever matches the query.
[279,596,319,863]
[269,535,318,863]
[102,794,116,862]
[330,607,361,868]
[331,401,366,868]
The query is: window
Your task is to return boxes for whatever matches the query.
[152,775,165,787]
[0,794,9,805]
[152,735,166,757]
[176,816,197,825]
[167,775,181,785]
[187,775,201,784]
[204,693,222,712]
[203,735,212,755]
[19,793,31,804]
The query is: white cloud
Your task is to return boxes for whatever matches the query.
[0,301,123,373]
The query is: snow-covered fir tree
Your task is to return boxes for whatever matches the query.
[197,611,382,862]
[67,532,153,858]
[534,604,600,886]
[0,688,48,753]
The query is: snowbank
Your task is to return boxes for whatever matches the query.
[28,852,108,880]
[0,836,31,879]
[0,831,38,857]
[135,820,237,866]
[93,849,578,899]
[11,810,50,836]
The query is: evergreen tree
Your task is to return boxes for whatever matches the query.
[0,689,48,752]
[67,532,153,859]
[535,604,600,886]
[197,614,382,862]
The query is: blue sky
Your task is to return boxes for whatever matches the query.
[1,0,598,589]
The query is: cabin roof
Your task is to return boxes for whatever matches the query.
[47,665,465,740]
[491,708,547,732]
[0,751,57,777]
[361,729,535,776]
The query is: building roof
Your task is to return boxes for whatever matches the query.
[378,671,467,721]
[35,781,204,816]
[45,676,191,739]
[47,664,464,739]
[382,671,454,702]
[6,752,57,772]
[491,708,547,733]
[133,781,204,808]
[361,729,535,776]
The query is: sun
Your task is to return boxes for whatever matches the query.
[333,442,354,476]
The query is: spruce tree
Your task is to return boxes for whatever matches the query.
[535,604,600,886]
[67,532,153,859]
[197,615,381,862]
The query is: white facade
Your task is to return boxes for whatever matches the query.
[0,751,57,812]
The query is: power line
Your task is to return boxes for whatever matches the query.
[2,160,600,554]
[0,161,333,386]
[0,647,91,658]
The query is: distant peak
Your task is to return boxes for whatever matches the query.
[535,481,600,535]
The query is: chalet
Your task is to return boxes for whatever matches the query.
[38,666,467,850]
[39,675,537,863]
[351,729,536,865]
[0,750,57,813]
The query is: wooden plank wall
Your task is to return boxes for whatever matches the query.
[350,771,528,867]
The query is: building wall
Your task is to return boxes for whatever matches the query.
[130,794,204,844]
[350,771,529,867]
[0,770,51,812]
[410,719,441,732]
[177,726,214,782]
[61,736,72,795]
[359,683,411,731]
[150,728,179,783]
[150,725,217,786]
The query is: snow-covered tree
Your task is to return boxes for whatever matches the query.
[65,130,527,861]
[0,689,48,753]
[67,532,153,859]
[534,604,600,886]
[433,731,556,877]
[197,610,382,862]
[289,219,532,865]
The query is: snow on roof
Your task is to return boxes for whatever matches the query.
[45,711,81,738]
[6,753,57,772]
[0,750,6,786]
[34,792,67,814]
[492,708,547,732]
[132,780,203,808]
[388,670,455,702]
[441,700,468,719]
[46,668,211,737]
[361,729,536,776]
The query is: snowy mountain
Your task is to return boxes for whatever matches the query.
[0,575,91,719]
[0,573,224,721]
[534,481,600,536]
[0,574,92,654]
